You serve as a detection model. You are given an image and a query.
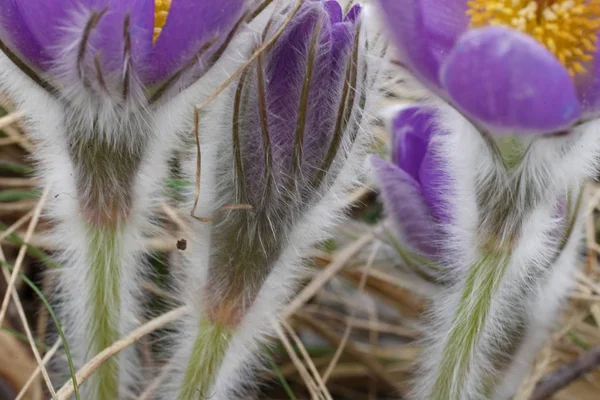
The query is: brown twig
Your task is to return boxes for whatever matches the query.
[293,311,403,394]
[55,307,188,400]
[531,345,600,400]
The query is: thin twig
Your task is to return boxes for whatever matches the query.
[531,345,600,400]
[0,209,33,243]
[293,311,403,394]
[0,247,56,396]
[271,318,322,400]
[281,319,333,400]
[0,185,50,327]
[0,110,24,129]
[322,243,380,383]
[16,338,61,400]
[55,307,188,400]
[137,366,171,400]
[283,231,374,317]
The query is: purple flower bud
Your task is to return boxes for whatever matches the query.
[372,106,449,258]
[237,0,361,206]
[204,0,368,323]
[0,0,247,102]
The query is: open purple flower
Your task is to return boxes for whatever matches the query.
[372,106,449,259]
[0,0,246,102]
[377,0,600,135]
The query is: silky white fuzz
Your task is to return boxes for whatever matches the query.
[0,32,234,395]
[163,4,384,398]
[397,104,599,400]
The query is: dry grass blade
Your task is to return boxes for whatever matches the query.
[280,318,333,400]
[55,306,188,400]
[0,247,56,396]
[16,338,61,400]
[293,311,402,394]
[0,111,24,129]
[1,124,33,152]
[0,185,50,327]
[283,231,374,317]
[271,317,322,400]
[137,366,170,400]
[322,243,381,383]
[0,209,33,243]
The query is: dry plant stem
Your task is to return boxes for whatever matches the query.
[0,247,56,396]
[280,319,333,400]
[0,110,24,129]
[137,366,171,400]
[2,124,34,152]
[0,177,39,187]
[0,185,49,327]
[55,306,188,400]
[283,232,374,317]
[271,318,322,400]
[322,243,381,383]
[0,136,23,146]
[0,209,33,243]
[293,311,402,394]
[16,338,61,400]
[531,345,600,400]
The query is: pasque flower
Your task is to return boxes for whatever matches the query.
[206,0,363,330]
[371,106,449,260]
[0,1,247,399]
[0,0,245,105]
[169,2,378,398]
[376,0,600,135]
[371,101,600,400]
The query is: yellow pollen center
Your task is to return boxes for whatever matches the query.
[153,0,172,44]
[467,0,600,75]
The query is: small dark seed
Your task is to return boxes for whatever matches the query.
[176,239,187,251]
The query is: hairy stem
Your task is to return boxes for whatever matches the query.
[178,318,232,400]
[84,225,123,400]
[430,252,511,399]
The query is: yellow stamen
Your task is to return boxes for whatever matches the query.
[467,0,600,75]
[153,0,172,44]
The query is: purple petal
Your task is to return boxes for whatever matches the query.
[419,145,451,224]
[441,26,581,135]
[377,0,468,89]
[14,0,153,77]
[391,107,436,180]
[324,1,342,23]
[89,0,153,76]
[344,4,362,22]
[13,0,74,64]
[371,156,439,257]
[0,0,47,69]
[264,3,323,175]
[145,0,246,83]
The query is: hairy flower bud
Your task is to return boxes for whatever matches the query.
[204,0,365,324]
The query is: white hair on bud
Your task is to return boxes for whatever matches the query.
[161,4,385,397]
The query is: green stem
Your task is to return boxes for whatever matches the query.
[85,225,122,400]
[179,318,232,400]
[430,252,511,400]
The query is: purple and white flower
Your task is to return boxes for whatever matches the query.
[376,0,600,135]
